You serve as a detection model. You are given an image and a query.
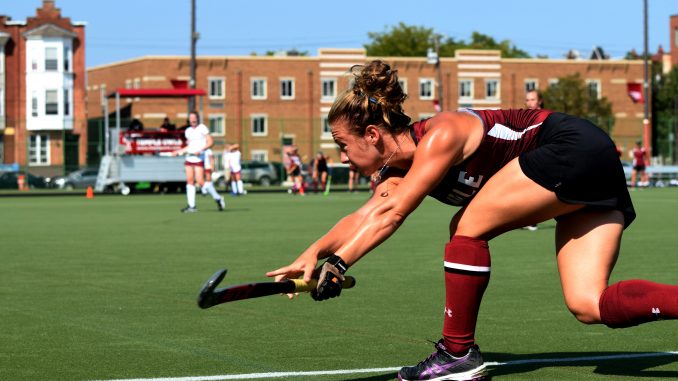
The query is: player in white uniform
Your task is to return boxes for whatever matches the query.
[171,111,224,212]
[201,148,226,210]
[225,144,244,195]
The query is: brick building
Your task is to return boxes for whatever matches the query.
[87,49,647,168]
[0,0,87,176]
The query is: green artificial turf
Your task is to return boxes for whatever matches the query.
[1,189,677,380]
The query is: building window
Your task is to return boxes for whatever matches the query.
[280,78,295,100]
[419,78,434,100]
[45,47,58,71]
[675,27,678,47]
[0,88,3,117]
[29,134,50,165]
[31,48,38,71]
[459,79,473,99]
[32,92,39,117]
[63,89,70,116]
[208,77,225,99]
[45,90,58,115]
[208,114,225,136]
[251,78,267,100]
[321,115,331,139]
[321,78,336,102]
[398,78,408,94]
[251,149,268,162]
[548,78,559,88]
[485,79,499,99]
[586,80,601,99]
[251,114,268,136]
[63,47,70,72]
[524,79,538,92]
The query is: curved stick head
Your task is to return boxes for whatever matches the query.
[197,268,227,309]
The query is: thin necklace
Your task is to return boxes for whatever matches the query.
[371,137,400,184]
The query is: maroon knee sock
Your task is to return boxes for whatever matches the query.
[442,235,491,356]
[599,280,678,328]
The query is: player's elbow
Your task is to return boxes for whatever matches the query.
[386,211,408,230]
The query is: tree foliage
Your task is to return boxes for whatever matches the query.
[542,73,615,133]
[365,23,434,57]
[365,23,530,58]
[655,65,678,159]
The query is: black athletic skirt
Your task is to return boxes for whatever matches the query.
[519,112,636,228]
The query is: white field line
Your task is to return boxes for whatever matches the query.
[94,351,678,381]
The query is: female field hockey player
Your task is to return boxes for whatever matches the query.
[267,60,678,381]
[172,111,220,212]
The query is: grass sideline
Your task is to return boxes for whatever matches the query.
[1,189,677,380]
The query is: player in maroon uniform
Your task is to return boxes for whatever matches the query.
[630,140,649,187]
[267,60,678,381]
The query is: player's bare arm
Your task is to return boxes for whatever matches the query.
[333,112,483,265]
[265,177,404,283]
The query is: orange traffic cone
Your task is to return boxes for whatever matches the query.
[86,186,94,199]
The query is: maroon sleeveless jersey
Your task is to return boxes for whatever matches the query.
[411,109,553,206]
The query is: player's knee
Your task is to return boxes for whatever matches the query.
[565,296,601,324]
[455,218,491,240]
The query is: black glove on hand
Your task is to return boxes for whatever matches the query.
[311,254,348,301]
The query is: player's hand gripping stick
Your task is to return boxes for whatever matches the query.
[197,268,356,309]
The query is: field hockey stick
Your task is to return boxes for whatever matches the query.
[323,175,332,196]
[197,269,356,309]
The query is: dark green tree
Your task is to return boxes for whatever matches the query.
[365,22,436,57]
[364,23,530,58]
[464,31,530,58]
[542,73,615,133]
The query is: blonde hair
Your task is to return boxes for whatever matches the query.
[328,60,411,136]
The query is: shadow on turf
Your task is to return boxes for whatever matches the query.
[486,351,678,379]
[339,352,678,380]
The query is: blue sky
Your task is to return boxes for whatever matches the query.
[2,0,676,68]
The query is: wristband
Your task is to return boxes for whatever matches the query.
[326,254,348,275]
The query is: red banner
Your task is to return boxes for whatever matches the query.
[627,83,644,103]
[119,130,186,155]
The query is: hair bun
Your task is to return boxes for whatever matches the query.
[352,61,407,110]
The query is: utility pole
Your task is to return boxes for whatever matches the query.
[642,0,651,156]
[188,0,199,112]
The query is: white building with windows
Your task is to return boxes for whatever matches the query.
[1,0,87,175]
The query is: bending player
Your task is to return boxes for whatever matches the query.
[267,60,678,381]
[286,147,305,195]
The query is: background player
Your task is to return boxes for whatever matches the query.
[267,60,678,381]
[170,111,211,213]
[286,147,305,195]
[630,140,650,188]
[201,148,226,211]
[224,144,244,195]
[312,151,330,193]
[522,89,544,231]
